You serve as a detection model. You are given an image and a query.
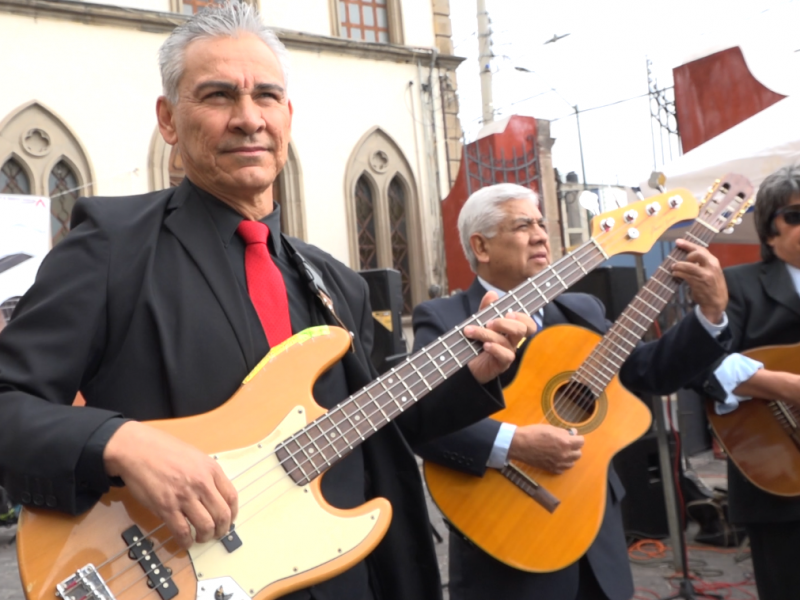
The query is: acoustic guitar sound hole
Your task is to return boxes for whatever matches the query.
[552,382,597,425]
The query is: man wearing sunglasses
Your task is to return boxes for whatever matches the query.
[700,164,800,600]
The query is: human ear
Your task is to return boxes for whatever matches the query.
[156,96,179,146]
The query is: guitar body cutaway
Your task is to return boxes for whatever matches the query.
[424,325,652,573]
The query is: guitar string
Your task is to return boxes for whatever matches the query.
[99,241,610,597]
[549,239,702,429]
[94,212,670,597]
[120,192,746,599]
[99,208,674,597]
[548,199,735,431]
[98,239,604,596]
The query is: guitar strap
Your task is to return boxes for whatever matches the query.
[280,234,355,353]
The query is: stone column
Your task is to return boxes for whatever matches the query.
[536,118,562,260]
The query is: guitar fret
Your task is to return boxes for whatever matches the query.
[424,348,448,379]
[683,231,709,247]
[458,327,481,357]
[628,305,651,321]
[614,319,641,339]
[651,277,674,293]
[641,285,669,304]
[553,270,567,289]
[409,358,433,391]
[508,289,527,313]
[577,367,607,390]
[635,297,659,313]
[583,354,616,377]
[572,252,589,274]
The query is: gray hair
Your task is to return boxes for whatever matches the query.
[159,0,291,104]
[458,183,539,272]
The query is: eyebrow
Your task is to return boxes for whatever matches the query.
[193,81,286,97]
[510,216,546,226]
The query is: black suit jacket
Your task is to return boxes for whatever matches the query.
[0,181,505,600]
[413,278,729,600]
[700,260,800,524]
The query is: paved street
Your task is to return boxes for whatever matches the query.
[0,526,22,600]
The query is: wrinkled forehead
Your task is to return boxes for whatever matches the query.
[500,197,542,220]
[181,33,285,89]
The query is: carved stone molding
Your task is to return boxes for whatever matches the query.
[0,0,464,70]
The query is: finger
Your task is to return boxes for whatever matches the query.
[508,311,538,337]
[213,466,239,525]
[486,317,527,343]
[163,507,196,549]
[675,239,702,254]
[478,291,500,310]
[183,497,217,544]
[480,340,517,366]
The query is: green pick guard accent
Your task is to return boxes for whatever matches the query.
[242,326,331,385]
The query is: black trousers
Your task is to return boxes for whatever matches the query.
[745,521,800,600]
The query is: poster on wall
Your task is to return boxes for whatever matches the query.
[0,194,51,324]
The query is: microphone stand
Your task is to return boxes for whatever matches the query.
[654,394,721,600]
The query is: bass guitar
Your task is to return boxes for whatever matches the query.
[17,191,697,600]
[424,175,753,573]
[707,342,800,496]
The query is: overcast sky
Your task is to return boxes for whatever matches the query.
[448,0,800,188]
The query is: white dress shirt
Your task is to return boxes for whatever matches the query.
[713,262,800,415]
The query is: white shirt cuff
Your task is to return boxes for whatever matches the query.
[712,353,764,415]
[693,304,728,338]
[487,422,517,468]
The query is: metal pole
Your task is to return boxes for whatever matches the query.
[654,394,685,571]
[574,105,587,189]
[477,0,494,124]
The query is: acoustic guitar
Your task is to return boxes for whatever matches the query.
[707,342,800,496]
[17,192,697,600]
[424,175,754,573]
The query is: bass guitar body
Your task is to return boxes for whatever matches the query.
[706,342,800,497]
[17,326,392,600]
[424,325,652,573]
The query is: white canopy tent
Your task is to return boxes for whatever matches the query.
[639,95,800,243]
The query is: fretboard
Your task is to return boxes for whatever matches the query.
[276,237,608,485]
[571,223,718,396]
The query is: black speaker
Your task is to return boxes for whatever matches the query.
[358,268,408,374]
[613,429,673,539]
[566,266,638,321]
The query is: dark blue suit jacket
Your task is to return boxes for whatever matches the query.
[413,278,729,600]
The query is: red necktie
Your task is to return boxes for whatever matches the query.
[236,220,292,347]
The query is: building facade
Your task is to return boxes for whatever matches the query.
[0,0,463,314]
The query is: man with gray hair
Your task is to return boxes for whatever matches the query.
[413,182,731,600]
[0,3,528,599]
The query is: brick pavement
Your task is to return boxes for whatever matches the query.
[0,526,23,600]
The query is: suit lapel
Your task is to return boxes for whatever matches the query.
[761,260,800,320]
[465,278,486,316]
[163,180,254,365]
[542,302,569,327]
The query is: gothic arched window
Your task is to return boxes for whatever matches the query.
[49,161,79,245]
[0,158,31,195]
[356,174,378,270]
[388,176,411,313]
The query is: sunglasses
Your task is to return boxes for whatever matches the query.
[774,205,800,226]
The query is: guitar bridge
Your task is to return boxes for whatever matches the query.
[501,462,560,513]
[56,564,114,600]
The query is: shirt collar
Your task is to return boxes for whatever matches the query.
[477,276,507,298]
[189,178,284,257]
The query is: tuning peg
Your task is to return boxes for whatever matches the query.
[623,210,638,223]
[627,228,640,240]
[723,227,735,234]
[646,202,661,216]
[702,179,721,205]
[668,195,683,209]
[600,217,615,232]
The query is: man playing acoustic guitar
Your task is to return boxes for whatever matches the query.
[700,164,800,600]
[0,4,529,600]
[414,183,731,600]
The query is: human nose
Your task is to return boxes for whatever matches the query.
[229,95,265,136]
